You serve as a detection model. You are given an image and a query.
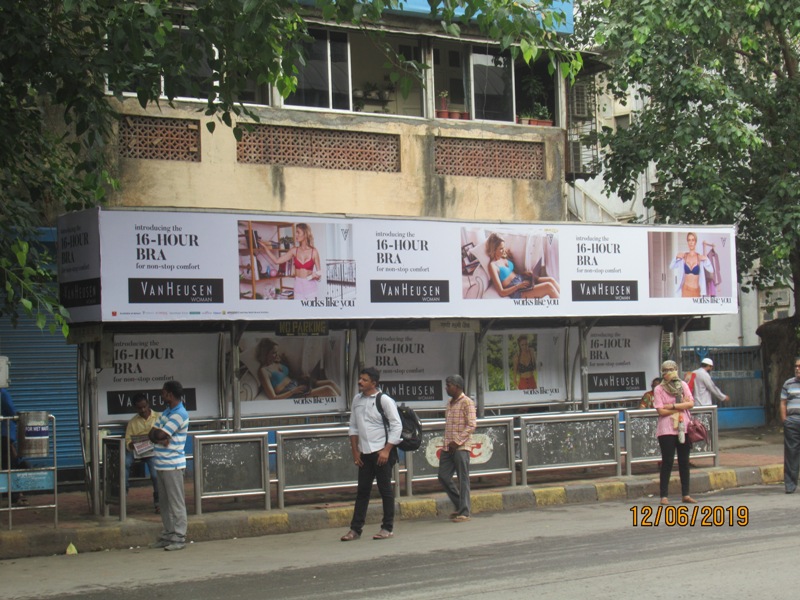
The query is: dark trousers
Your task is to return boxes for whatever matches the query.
[438,449,471,517]
[784,415,800,493]
[349,451,396,534]
[658,434,692,498]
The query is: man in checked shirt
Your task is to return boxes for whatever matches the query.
[438,374,477,523]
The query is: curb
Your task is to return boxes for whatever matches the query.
[0,464,784,560]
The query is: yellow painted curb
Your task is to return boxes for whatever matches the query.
[248,512,290,535]
[534,487,567,506]
[471,493,503,514]
[760,464,783,484]
[596,481,626,501]
[399,499,437,519]
[708,469,737,490]
[325,507,352,527]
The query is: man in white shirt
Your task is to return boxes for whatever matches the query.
[340,367,402,541]
[692,358,729,406]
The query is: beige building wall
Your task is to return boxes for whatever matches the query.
[109,98,567,223]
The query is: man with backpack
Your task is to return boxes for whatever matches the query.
[340,367,402,541]
[438,374,476,522]
[691,358,730,407]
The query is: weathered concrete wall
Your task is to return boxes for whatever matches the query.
[109,99,565,223]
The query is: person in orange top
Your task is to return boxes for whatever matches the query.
[438,375,477,522]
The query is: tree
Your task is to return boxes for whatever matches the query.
[0,0,580,336]
[576,0,800,422]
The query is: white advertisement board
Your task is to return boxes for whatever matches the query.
[236,331,347,415]
[363,330,463,407]
[96,333,221,423]
[57,209,738,322]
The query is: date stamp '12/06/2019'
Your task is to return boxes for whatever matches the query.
[630,505,749,527]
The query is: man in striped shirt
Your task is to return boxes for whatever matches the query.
[781,358,800,494]
[438,375,476,522]
[148,380,189,551]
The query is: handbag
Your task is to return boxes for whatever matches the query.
[686,417,709,444]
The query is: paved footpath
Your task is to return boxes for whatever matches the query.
[0,427,786,560]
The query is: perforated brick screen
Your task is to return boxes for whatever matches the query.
[434,137,545,179]
[118,116,201,162]
[237,124,401,172]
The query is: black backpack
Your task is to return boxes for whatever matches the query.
[375,392,422,452]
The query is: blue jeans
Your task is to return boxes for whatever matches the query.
[784,415,800,493]
[349,451,396,535]
[438,449,471,517]
[125,451,159,507]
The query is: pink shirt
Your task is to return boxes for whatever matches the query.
[653,381,694,437]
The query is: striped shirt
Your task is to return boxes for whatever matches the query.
[152,402,189,470]
[444,394,477,449]
[782,377,800,412]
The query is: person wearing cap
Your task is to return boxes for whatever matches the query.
[691,358,730,407]
[780,357,800,494]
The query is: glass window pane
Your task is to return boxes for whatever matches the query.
[286,29,330,108]
[164,30,215,100]
[472,48,513,122]
[330,31,350,110]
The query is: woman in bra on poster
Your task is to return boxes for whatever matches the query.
[261,223,321,300]
[485,233,560,299]
[512,334,538,390]
[255,338,341,400]
[670,231,714,298]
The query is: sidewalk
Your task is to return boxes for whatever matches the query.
[0,426,785,560]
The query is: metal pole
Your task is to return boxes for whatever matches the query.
[88,344,101,515]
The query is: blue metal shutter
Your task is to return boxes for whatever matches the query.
[0,317,82,468]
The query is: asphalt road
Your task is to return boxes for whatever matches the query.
[3,484,792,600]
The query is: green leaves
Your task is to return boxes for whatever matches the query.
[586,0,800,309]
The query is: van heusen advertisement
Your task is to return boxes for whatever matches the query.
[95,326,662,422]
[363,331,462,405]
[584,326,662,400]
[96,333,221,423]
[57,208,738,322]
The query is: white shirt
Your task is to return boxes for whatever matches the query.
[692,367,726,406]
[348,390,402,454]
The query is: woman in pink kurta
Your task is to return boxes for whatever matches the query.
[653,360,696,504]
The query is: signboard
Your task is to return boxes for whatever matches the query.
[57,208,738,323]
[236,331,347,415]
[363,330,462,405]
[96,333,221,422]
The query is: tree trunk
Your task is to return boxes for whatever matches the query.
[756,315,799,424]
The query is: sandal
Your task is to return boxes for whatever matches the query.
[372,529,394,540]
[452,515,471,523]
[682,496,697,504]
[660,497,669,505]
[340,530,360,542]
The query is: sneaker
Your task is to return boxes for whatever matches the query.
[164,543,186,551]
[340,530,360,542]
[372,529,394,540]
[149,540,170,549]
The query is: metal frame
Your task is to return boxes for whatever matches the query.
[624,406,718,476]
[405,417,516,496]
[519,411,621,485]
[275,426,400,509]
[0,414,58,530]
[193,432,271,515]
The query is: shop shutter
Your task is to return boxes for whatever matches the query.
[0,317,82,469]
